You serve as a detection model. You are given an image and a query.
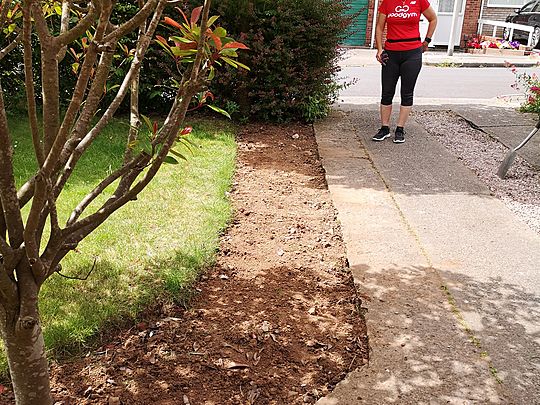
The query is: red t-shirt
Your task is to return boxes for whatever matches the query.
[379,0,430,51]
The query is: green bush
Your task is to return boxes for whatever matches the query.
[200,0,352,122]
[0,1,352,120]
[0,2,178,115]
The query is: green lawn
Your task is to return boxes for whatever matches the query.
[7,115,236,357]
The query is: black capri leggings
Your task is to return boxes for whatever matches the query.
[381,46,423,107]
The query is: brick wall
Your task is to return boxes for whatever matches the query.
[365,0,376,46]
[364,0,388,47]
[454,0,518,45]
[481,2,515,36]
[462,0,483,43]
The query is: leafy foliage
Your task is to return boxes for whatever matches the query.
[510,66,540,114]
[0,2,248,115]
[201,0,353,122]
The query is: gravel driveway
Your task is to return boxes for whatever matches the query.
[414,110,540,234]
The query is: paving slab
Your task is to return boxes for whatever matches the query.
[451,105,540,169]
[315,105,540,404]
[451,105,538,128]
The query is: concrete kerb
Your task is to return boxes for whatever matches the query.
[423,61,539,68]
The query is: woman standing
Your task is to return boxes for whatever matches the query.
[372,0,437,143]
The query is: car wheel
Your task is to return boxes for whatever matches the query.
[503,27,511,41]
[532,27,540,48]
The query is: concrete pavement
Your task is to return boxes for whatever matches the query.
[314,105,540,404]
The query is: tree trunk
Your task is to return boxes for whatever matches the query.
[2,311,52,405]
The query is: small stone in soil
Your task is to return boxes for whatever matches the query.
[108,397,120,405]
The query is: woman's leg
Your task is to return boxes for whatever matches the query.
[381,104,392,127]
[373,51,401,141]
[380,50,400,125]
[397,106,412,127]
[398,47,423,127]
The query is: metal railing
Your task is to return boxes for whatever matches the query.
[477,19,534,47]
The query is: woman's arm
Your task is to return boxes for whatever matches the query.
[422,6,437,51]
[375,12,387,63]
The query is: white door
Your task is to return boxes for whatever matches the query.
[420,0,466,46]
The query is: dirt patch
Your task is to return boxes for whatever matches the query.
[3,124,368,404]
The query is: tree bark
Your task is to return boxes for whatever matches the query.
[1,308,52,405]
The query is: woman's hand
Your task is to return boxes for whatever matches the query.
[377,49,388,65]
[376,49,384,64]
[422,41,429,53]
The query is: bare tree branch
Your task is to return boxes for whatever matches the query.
[56,0,73,61]
[0,261,18,309]
[55,0,166,195]
[31,2,59,157]
[0,30,21,61]
[62,94,187,243]
[66,154,146,226]
[103,0,158,43]
[0,233,9,256]
[22,173,49,281]
[47,1,114,181]
[65,66,205,247]
[22,0,44,167]
[30,1,52,42]
[55,0,100,48]
[16,177,35,208]
[118,0,146,193]
[62,0,179,238]
[0,82,25,248]
[53,50,116,193]
[0,199,6,240]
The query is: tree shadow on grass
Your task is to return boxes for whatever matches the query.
[39,245,207,359]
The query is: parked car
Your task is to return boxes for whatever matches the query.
[503,0,540,48]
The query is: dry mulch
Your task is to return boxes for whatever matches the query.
[2,123,369,404]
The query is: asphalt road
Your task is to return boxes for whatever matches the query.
[338,66,540,102]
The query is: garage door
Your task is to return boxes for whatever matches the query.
[343,0,369,46]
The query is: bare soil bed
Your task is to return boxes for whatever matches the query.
[1,124,368,404]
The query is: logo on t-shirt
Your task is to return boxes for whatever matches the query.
[388,4,418,18]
